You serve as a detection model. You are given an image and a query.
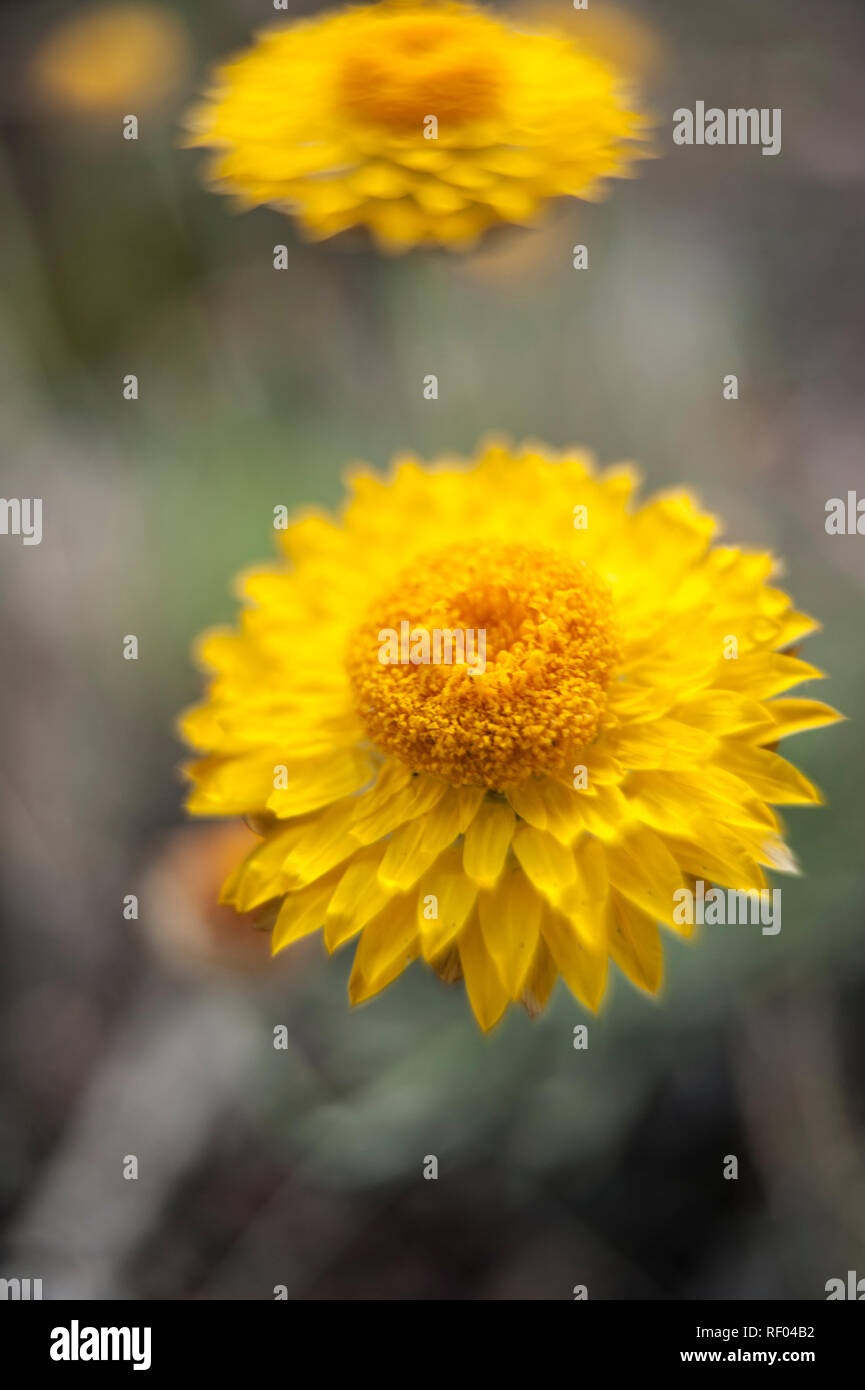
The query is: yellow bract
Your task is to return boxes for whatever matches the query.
[180,441,842,1030]
[182,1,649,250]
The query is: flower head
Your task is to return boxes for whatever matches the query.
[183,1,649,251]
[181,441,840,1030]
[31,4,191,117]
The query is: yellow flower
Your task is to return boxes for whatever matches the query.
[182,1,649,251]
[31,4,191,117]
[180,440,841,1030]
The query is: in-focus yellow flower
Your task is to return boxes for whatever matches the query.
[180,441,841,1030]
[182,1,649,251]
[31,4,191,117]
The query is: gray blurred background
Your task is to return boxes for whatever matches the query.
[0,0,863,1299]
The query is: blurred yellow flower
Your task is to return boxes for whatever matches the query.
[31,3,190,116]
[183,0,649,251]
[180,441,840,1030]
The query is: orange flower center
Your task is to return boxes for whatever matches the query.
[335,15,505,131]
[345,541,619,788]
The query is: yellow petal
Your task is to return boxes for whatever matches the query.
[458,913,509,1033]
[672,691,775,739]
[505,778,548,830]
[773,610,820,646]
[719,743,822,805]
[537,778,584,845]
[284,800,359,888]
[511,824,576,900]
[463,798,516,886]
[756,699,844,742]
[477,869,542,998]
[350,758,412,822]
[224,822,306,912]
[555,835,608,951]
[663,828,766,894]
[608,719,717,770]
[185,750,279,815]
[419,786,463,852]
[540,902,607,1011]
[604,824,689,932]
[581,746,627,785]
[606,889,663,995]
[348,895,418,1003]
[411,178,468,215]
[419,844,479,961]
[323,846,391,951]
[352,771,447,843]
[575,782,634,842]
[378,817,445,891]
[456,784,487,832]
[717,652,823,698]
[272,878,334,954]
[349,161,412,199]
[266,748,372,817]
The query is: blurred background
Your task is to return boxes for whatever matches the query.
[0,0,863,1300]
